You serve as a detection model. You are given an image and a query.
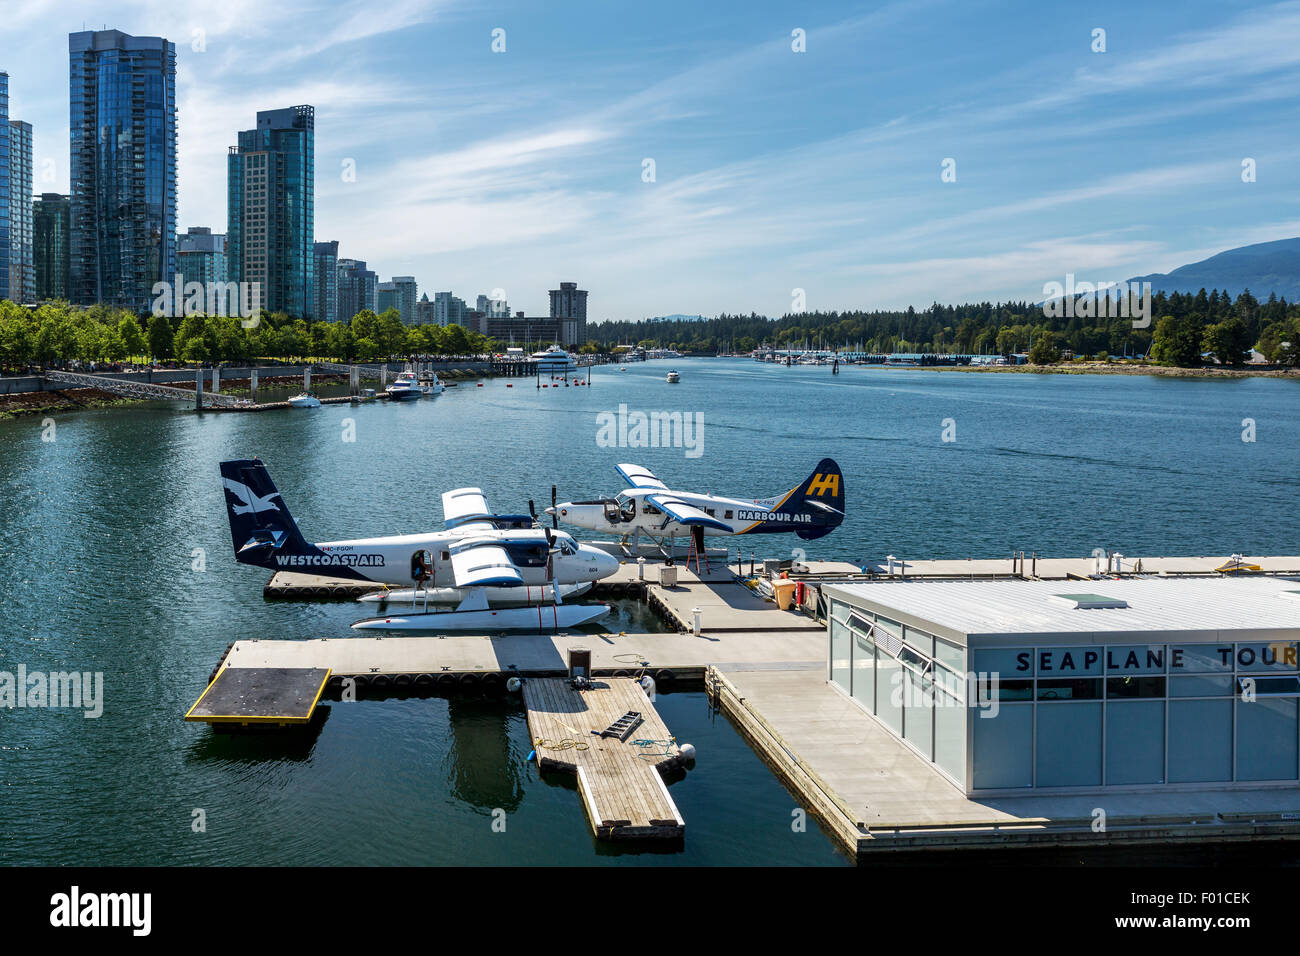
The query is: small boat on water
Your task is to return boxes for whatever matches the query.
[385,371,423,401]
[666,370,680,383]
[418,370,445,396]
[287,392,321,408]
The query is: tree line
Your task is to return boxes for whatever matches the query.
[588,289,1300,366]
[0,300,504,372]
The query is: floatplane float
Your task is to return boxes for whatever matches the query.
[220,459,618,631]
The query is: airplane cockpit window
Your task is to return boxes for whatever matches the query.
[617,494,637,520]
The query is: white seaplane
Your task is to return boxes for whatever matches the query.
[548,459,845,555]
[220,459,618,631]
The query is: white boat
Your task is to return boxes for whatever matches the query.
[287,392,321,408]
[351,601,611,631]
[385,371,422,401]
[357,581,593,606]
[666,370,680,383]
[531,344,579,374]
[417,371,445,396]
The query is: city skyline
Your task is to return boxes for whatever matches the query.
[2,1,1300,317]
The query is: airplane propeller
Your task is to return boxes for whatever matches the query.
[551,485,558,529]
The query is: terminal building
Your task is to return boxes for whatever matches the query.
[822,577,1300,796]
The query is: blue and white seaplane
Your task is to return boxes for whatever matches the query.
[547,458,845,556]
[220,459,618,631]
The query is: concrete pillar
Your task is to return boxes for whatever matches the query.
[212,366,220,393]
[380,365,388,388]
[250,369,259,404]
[195,368,203,410]
[304,367,311,392]
[350,366,359,397]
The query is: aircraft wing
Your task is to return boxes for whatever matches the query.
[442,487,496,532]
[644,493,733,533]
[447,540,525,587]
[615,463,667,491]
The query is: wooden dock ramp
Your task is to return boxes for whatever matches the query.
[523,677,685,841]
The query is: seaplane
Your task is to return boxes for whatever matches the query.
[220,459,619,631]
[547,458,845,558]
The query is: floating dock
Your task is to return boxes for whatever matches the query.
[524,677,686,840]
[185,666,331,727]
[709,664,1300,858]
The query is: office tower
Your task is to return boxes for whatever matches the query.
[433,291,466,326]
[0,73,9,301]
[176,227,226,288]
[476,292,509,317]
[33,193,71,300]
[227,105,314,317]
[8,120,32,303]
[337,258,377,320]
[377,280,398,315]
[549,281,587,321]
[69,30,177,310]
[313,240,338,323]
[390,275,417,324]
[415,292,438,326]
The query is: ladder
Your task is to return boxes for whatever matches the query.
[687,528,710,574]
[599,711,644,741]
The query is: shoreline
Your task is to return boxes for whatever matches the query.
[854,362,1300,379]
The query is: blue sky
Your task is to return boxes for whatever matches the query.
[3,0,1300,319]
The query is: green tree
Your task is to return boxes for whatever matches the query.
[1028,331,1060,365]
[1201,316,1250,366]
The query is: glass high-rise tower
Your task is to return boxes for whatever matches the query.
[0,72,10,303]
[68,29,177,311]
[228,106,315,318]
[34,194,71,301]
[9,120,33,304]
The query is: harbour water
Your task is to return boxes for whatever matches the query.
[1,360,1298,865]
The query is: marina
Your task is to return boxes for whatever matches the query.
[5,360,1300,867]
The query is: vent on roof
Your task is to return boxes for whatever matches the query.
[1050,593,1129,610]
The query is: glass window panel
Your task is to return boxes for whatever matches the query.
[1169,644,1233,674]
[978,677,1033,702]
[1037,678,1103,701]
[830,617,851,690]
[904,626,934,657]
[1106,676,1166,699]
[1106,700,1164,785]
[934,636,964,673]
[972,703,1032,789]
[934,661,965,702]
[1236,642,1300,673]
[1104,644,1167,675]
[875,616,903,642]
[973,648,1033,681]
[1236,676,1300,697]
[1035,646,1104,677]
[903,670,932,758]
[1168,699,1233,783]
[876,649,903,734]
[1169,674,1234,697]
[1036,701,1102,787]
[851,630,875,713]
[935,687,965,782]
[1237,697,1298,781]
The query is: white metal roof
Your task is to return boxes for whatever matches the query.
[824,577,1300,642]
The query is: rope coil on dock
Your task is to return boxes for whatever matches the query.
[534,736,590,752]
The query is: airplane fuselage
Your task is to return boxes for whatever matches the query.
[552,489,810,539]
[272,527,618,587]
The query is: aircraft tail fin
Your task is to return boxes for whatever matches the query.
[219,459,311,568]
[768,457,845,540]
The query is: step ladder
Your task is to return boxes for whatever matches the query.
[599,711,644,741]
[687,529,710,574]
